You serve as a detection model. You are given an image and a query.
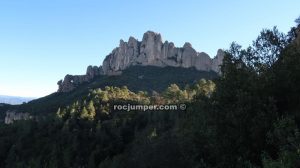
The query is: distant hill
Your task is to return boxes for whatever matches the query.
[0,95,35,105]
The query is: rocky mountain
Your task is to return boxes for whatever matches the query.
[57,31,224,92]
[102,31,224,75]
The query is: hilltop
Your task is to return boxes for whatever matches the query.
[57,31,224,92]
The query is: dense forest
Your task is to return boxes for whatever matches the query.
[0,20,300,167]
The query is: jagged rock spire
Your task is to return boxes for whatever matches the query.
[102,30,224,75]
[57,31,224,92]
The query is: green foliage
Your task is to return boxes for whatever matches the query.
[163,84,188,103]
[295,16,300,25]
[0,104,11,122]
[262,117,300,167]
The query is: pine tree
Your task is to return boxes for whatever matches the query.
[80,107,89,119]
[87,101,96,120]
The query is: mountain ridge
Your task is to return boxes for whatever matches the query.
[0,95,35,105]
[57,31,224,92]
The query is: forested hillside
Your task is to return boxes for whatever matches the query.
[12,66,217,115]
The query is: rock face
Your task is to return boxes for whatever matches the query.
[211,49,225,72]
[57,31,225,92]
[57,66,102,92]
[5,111,31,124]
[102,31,224,75]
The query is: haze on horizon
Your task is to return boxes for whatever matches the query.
[0,0,299,97]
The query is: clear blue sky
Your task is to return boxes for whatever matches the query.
[0,0,299,97]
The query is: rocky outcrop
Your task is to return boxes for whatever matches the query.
[57,66,102,92]
[102,31,224,75]
[57,31,225,92]
[211,49,225,73]
[5,111,31,124]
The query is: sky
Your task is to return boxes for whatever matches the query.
[0,0,299,97]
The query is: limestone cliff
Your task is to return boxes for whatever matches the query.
[57,65,102,92]
[5,111,31,124]
[102,31,224,75]
[57,31,224,92]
